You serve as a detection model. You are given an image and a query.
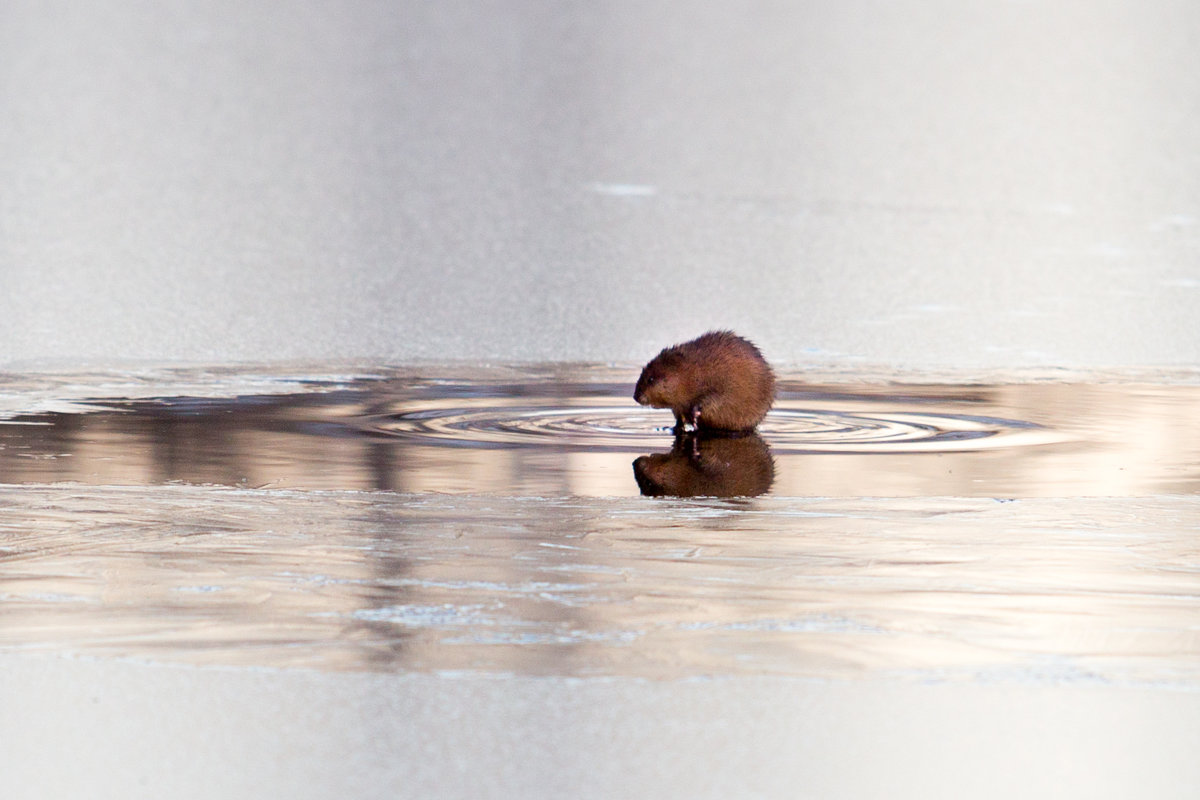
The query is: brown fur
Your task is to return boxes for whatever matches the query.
[633,331,775,432]
[633,433,775,497]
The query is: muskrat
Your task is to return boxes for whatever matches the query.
[634,330,775,433]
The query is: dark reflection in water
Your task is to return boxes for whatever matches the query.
[0,373,1198,496]
[634,433,775,497]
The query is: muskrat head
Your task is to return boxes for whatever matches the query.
[634,350,685,408]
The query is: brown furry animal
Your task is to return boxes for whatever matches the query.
[634,331,775,432]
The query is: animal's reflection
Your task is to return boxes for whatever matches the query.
[632,432,775,498]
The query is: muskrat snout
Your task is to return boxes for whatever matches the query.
[633,370,657,406]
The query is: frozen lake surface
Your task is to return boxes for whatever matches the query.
[2,2,1199,369]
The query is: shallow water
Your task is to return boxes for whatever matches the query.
[0,367,1197,683]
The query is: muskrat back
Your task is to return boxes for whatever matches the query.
[633,330,775,432]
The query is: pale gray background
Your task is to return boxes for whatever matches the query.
[2,6,1199,800]
[2,0,1197,368]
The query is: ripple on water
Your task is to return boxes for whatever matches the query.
[371,399,1064,453]
[1,372,1196,496]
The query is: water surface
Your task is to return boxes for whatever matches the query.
[1,485,1196,681]
[0,367,1196,682]
[2,368,1197,496]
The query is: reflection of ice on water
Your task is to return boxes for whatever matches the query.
[0,485,1196,684]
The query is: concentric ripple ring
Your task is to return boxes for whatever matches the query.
[368,399,1064,453]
